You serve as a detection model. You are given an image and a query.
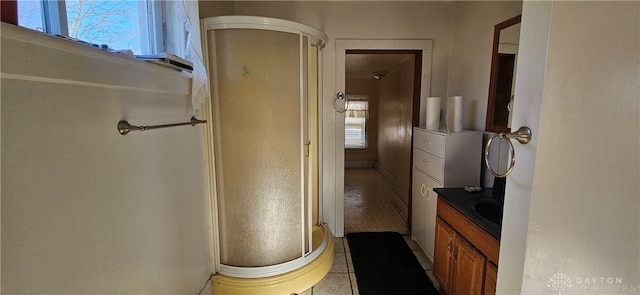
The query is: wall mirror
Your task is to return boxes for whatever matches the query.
[485,15,521,133]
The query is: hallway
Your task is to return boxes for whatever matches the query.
[300,168,436,294]
[344,168,409,235]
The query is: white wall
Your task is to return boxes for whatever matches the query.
[446,1,522,131]
[445,1,523,187]
[199,0,454,236]
[1,24,212,293]
[519,1,640,293]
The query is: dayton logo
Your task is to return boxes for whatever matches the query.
[548,273,573,294]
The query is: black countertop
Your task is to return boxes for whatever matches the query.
[433,188,502,240]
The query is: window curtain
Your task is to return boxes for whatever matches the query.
[169,0,210,113]
[345,100,369,119]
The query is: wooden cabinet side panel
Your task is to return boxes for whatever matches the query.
[484,262,498,295]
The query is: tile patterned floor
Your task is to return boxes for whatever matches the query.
[344,168,410,235]
[299,168,438,294]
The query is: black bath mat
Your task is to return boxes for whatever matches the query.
[347,231,438,295]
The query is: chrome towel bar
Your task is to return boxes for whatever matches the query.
[118,117,207,135]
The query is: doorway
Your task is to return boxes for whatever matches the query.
[343,51,418,235]
[333,40,433,237]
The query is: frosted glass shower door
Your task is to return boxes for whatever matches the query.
[210,29,307,267]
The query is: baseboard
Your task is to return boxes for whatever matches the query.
[390,200,408,224]
[374,163,409,219]
[345,160,375,168]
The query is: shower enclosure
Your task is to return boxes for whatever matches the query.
[202,16,330,290]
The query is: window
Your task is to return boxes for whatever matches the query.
[14,0,209,111]
[17,0,165,55]
[344,97,369,149]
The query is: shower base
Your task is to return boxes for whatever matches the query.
[211,224,334,294]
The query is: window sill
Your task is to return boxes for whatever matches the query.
[1,23,190,95]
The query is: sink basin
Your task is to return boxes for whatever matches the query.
[474,202,503,225]
[466,198,503,225]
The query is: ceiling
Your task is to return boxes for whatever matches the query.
[345,53,414,80]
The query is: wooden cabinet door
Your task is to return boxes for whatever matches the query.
[433,217,455,294]
[452,237,486,295]
[484,262,498,295]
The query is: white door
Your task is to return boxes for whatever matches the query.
[412,167,439,261]
[411,168,428,250]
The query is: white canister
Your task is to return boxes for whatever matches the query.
[447,96,464,132]
[425,97,441,130]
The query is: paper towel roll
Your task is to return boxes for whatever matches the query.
[447,96,464,132]
[425,97,441,130]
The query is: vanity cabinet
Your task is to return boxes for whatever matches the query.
[411,128,482,260]
[433,198,500,295]
[434,217,486,295]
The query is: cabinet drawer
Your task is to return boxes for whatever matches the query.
[413,129,445,158]
[413,149,444,182]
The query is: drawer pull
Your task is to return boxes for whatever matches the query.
[423,138,431,144]
[425,187,432,200]
[420,184,427,197]
[422,159,430,165]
